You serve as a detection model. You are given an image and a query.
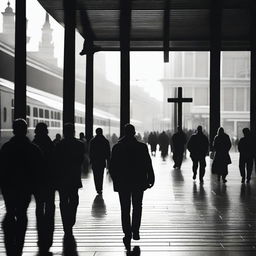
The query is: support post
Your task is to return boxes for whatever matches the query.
[85,51,94,141]
[209,0,221,149]
[14,0,26,119]
[63,0,76,126]
[250,0,256,132]
[120,0,131,137]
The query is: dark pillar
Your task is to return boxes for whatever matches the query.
[250,1,256,131]
[14,0,26,119]
[120,1,131,137]
[209,0,221,149]
[85,51,94,141]
[63,0,76,126]
[120,50,130,137]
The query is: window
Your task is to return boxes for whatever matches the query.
[39,108,44,118]
[26,105,30,116]
[51,111,54,119]
[3,107,7,122]
[223,88,234,111]
[184,52,194,77]
[33,107,38,117]
[33,119,38,127]
[236,88,244,111]
[26,118,30,127]
[195,52,208,78]
[45,109,49,119]
[11,99,14,107]
[194,88,208,106]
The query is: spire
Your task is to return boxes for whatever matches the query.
[4,1,14,14]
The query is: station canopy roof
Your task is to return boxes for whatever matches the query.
[38,0,252,51]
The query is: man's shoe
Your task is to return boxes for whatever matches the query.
[123,236,131,251]
[241,177,245,183]
[133,232,140,240]
[193,174,196,180]
[246,178,250,183]
[222,179,227,183]
[200,179,204,184]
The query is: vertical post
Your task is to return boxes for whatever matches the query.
[120,0,131,137]
[209,0,221,149]
[177,87,182,129]
[86,51,94,141]
[250,0,256,131]
[14,0,26,119]
[63,0,76,126]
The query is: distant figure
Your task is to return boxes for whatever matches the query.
[79,132,89,174]
[187,126,209,183]
[32,122,55,254]
[55,123,85,238]
[53,133,61,145]
[89,128,110,195]
[171,127,187,169]
[0,119,43,256]
[148,132,158,156]
[212,127,232,183]
[158,131,169,160]
[238,128,254,183]
[109,124,155,251]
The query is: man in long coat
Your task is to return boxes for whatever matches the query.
[109,124,155,251]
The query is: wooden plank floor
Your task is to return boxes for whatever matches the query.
[1,151,256,255]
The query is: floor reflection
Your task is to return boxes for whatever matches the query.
[91,194,107,218]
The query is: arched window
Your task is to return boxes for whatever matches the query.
[3,107,7,122]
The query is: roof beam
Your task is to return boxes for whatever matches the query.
[163,0,170,62]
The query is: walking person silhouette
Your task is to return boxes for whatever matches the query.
[238,128,254,183]
[109,124,155,251]
[187,125,209,183]
[0,119,43,256]
[32,122,56,255]
[89,128,111,195]
[55,123,85,240]
[212,127,232,183]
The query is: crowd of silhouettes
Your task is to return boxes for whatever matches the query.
[1,118,256,254]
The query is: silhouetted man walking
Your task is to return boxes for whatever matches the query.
[238,128,254,183]
[55,123,85,239]
[33,122,56,254]
[89,128,110,195]
[110,124,155,251]
[0,119,43,256]
[171,127,187,169]
[187,126,209,183]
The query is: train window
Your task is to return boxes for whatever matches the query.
[51,121,55,127]
[45,110,49,119]
[11,99,14,107]
[39,108,44,118]
[51,111,54,119]
[11,109,14,122]
[3,107,7,122]
[45,121,49,126]
[57,112,61,120]
[26,105,30,116]
[33,107,38,117]
[26,118,30,127]
[80,117,83,124]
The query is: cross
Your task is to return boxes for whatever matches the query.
[167,87,193,129]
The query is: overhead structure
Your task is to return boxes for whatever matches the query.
[31,0,254,143]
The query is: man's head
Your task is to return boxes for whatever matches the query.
[35,122,48,136]
[13,118,27,136]
[197,125,203,133]
[242,127,250,137]
[124,124,136,137]
[96,127,103,135]
[63,123,75,139]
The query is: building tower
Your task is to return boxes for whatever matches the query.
[1,1,15,45]
[37,13,57,66]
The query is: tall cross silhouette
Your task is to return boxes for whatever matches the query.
[167,87,193,129]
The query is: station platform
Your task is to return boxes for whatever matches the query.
[1,151,256,255]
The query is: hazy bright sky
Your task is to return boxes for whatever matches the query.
[0,0,164,101]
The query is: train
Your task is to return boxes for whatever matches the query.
[0,77,126,145]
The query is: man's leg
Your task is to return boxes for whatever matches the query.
[118,191,132,238]
[199,158,206,183]
[93,167,105,194]
[239,157,246,182]
[131,191,144,239]
[246,159,253,183]
[192,158,198,180]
